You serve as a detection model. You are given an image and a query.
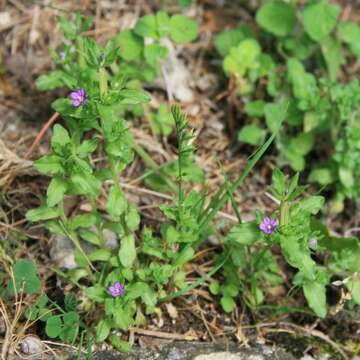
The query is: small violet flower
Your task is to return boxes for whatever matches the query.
[108,281,125,298]
[70,88,87,107]
[308,238,318,249]
[259,217,278,235]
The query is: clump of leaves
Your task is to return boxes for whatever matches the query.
[214,168,360,317]
[214,0,360,209]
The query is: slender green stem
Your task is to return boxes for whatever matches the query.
[76,37,86,69]
[99,67,108,99]
[58,201,96,272]
[280,200,290,226]
[195,130,279,248]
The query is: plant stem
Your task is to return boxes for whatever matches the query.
[280,200,290,226]
[99,67,108,99]
[76,37,86,69]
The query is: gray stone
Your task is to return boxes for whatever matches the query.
[50,228,118,269]
[20,335,43,355]
[67,342,296,360]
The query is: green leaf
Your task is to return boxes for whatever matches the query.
[226,222,260,245]
[256,1,296,36]
[26,206,60,222]
[89,249,112,262]
[95,319,111,342]
[253,286,264,305]
[34,155,64,175]
[287,173,299,197]
[116,30,143,61]
[264,102,288,132]
[156,11,170,37]
[77,139,98,157]
[10,260,41,295]
[302,1,340,42]
[134,15,158,39]
[63,311,79,326]
[287,58,317,100]
[60,312,79,342]
[338,21,360,58]
[309,168,334,185]
[169,15,199,44]
[223,39,261,77]
[280,235,316,280]
[151,104,174,136]
[223,284,239,297]
[173,246,194,267]
[109,335,132,353]
[35,70,66,91]
[46,316,62,338]
[296,196,325,215]
[321,36,344,81]
[238,125,264,145]
[69,213,97,230]
[209,281,220,295]
[244,100,265,117]
[51,124,70,154]
[284,148,305,171]
[83,37,101,67]
[47,176,67,207]
[118,235,136,268]
[125,204,140,231]
[70,173,101,198]
[144,43,168,68]
[85,285,107,303]
[339,167,354,188]
[220,295,235,313]
[303,281,327,318]
[272,168,286,197]
[112,305,133,331]
[118,89,151,105]
[106,185,127,218]
[79,229,101,246]
[290,132,315,156]
[214,27,249,57]
[338,21,360,44]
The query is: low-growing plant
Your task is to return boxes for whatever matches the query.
[36,12,201,193]
[24,10,286,347]
[36,12,197,133]
[214,0,360,209]
[212,168,360,317]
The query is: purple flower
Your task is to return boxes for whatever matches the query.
[259,217,278,235]
[108,281,125,298]
[70,88,87,107]
[308,238,318,249]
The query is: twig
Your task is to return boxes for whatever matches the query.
[24,112,60,159]
[129,327,196,340]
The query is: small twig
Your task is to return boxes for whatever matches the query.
[130,327,196,340]
[24,112,60,159]
[198,303,217,343]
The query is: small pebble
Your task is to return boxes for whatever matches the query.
[20,335,43,355]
